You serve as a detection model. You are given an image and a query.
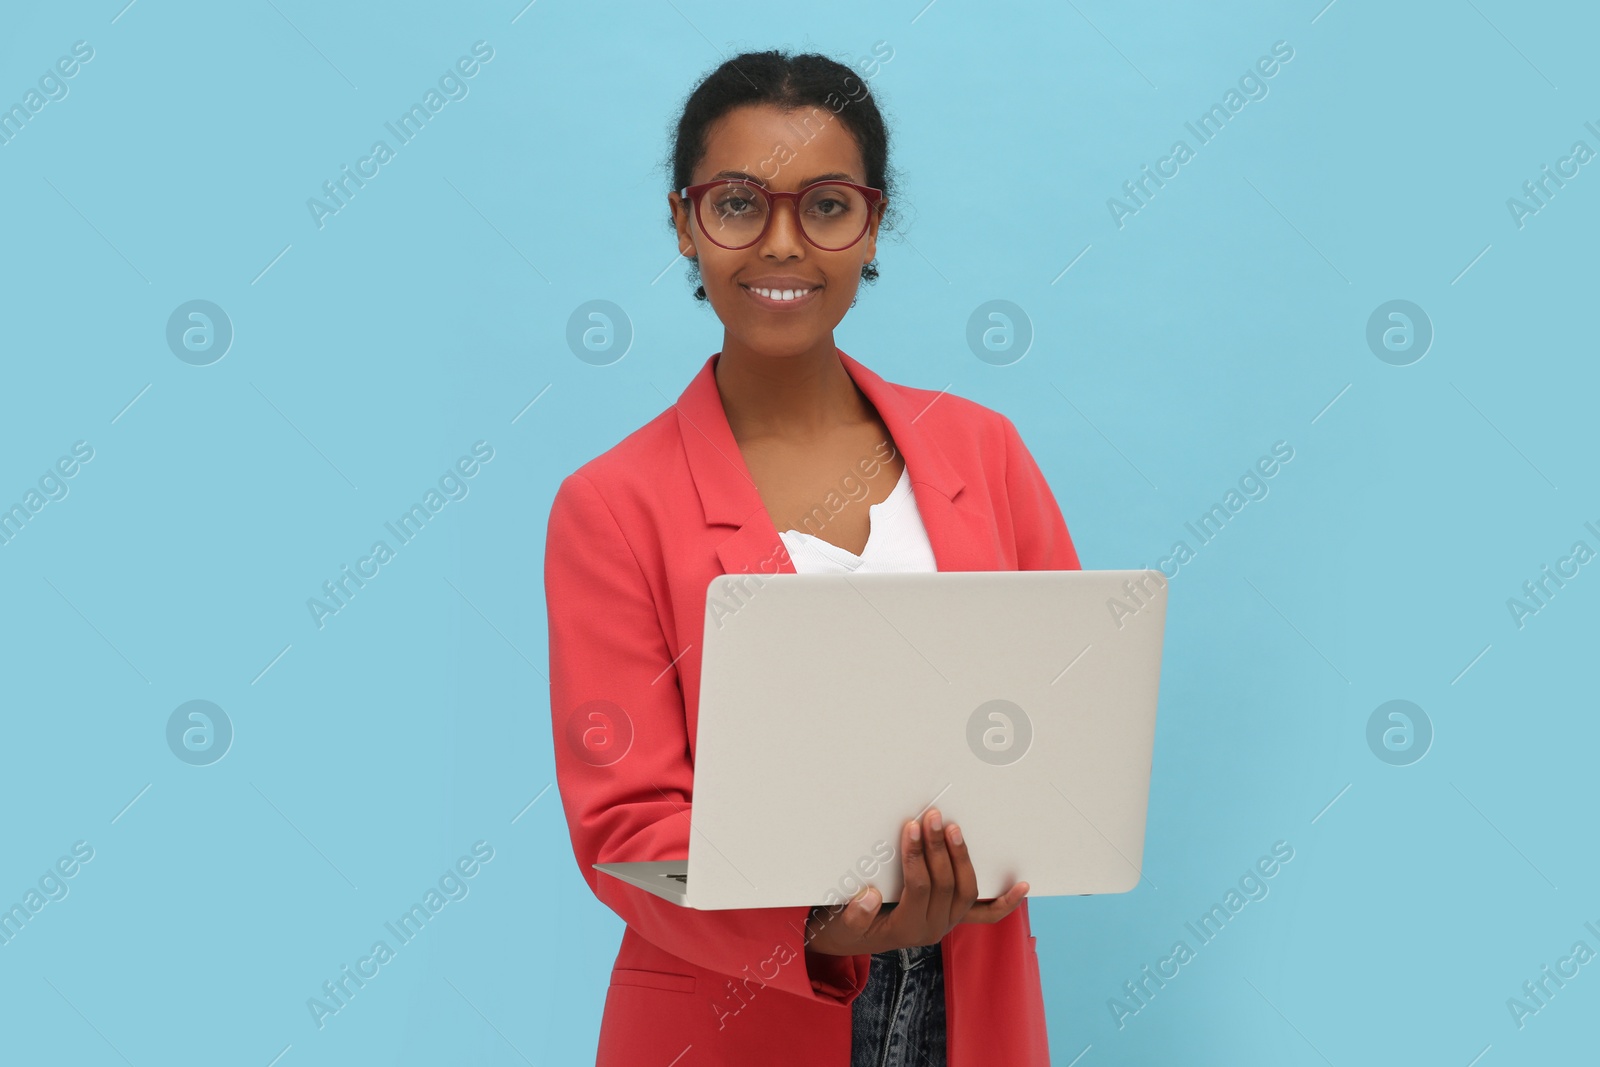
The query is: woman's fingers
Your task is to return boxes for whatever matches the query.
[941,817,980,923]
[853,811,1026,948]
[891,814,930,939]
[843,885,884,938]
[807,885,887,955]
[920,808,955,924]
[961,882,1030,924]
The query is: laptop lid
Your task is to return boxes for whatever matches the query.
[681,569,1167,911]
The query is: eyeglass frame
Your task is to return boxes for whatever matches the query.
[678,178,887,252]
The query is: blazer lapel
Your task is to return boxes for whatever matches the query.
[673,350,999,577]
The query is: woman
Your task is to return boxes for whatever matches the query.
[545,50,1080,1066]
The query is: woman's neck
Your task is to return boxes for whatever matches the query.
[713,337,872,445]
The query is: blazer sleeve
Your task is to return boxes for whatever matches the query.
[1001,415,1083,572]
[544,472,871,1006]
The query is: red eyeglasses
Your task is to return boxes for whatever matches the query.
[680,179,886,252]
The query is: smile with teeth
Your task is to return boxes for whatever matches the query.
[743,285,817,302]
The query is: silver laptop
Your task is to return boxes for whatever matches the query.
[593,569,1167,910]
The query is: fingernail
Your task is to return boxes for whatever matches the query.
[909,819,920,842]
[947,823,962,846]
[856,888,876,911]
[929,810,942,832]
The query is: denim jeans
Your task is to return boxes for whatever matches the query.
[851,941,946,1067]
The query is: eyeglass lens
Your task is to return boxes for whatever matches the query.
[698,181,870,250]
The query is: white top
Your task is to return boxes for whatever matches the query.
[778,465,938,573]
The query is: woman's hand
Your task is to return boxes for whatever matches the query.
[804,806,1029,957]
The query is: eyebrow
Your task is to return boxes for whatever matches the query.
[706,169,859,186]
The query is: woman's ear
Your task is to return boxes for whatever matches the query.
[859,197,887,263]
[669,192,697,259]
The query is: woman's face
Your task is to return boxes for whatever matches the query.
[670,103,885,357]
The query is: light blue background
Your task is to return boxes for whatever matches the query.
[2,1,1595,1064]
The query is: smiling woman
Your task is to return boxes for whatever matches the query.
[545,47,1076,1067]
[666,52,897,317]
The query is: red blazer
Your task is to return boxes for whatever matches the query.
[545,349,1082,1066]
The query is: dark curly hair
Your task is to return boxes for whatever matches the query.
[666,49,898,303]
